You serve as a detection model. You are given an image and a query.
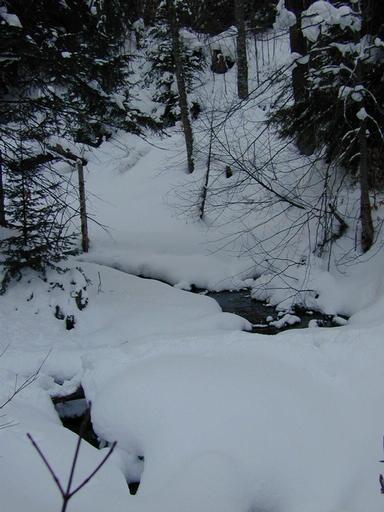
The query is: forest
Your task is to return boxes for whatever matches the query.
[1,1,384,511]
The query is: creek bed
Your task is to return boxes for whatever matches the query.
[51,282,347,499]
[204,289,347,334]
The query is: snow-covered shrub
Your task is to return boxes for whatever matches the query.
[273,0,384,182]
[0,264,90,330]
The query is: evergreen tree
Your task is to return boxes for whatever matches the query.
[273,0,384,252]
[0,156,76,285]
[0,0,155,283]
[182,0,277,35]
[142,3,205,127]
[285,0,311,105]
[0,0,154,147]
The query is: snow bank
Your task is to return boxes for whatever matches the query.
[0,378,129,512]
[251,249,384,316]
[0,259,249,511]
[83,327,384,512]
[0,420,128,512]
[0,261,249,381]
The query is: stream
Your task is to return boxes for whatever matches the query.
[85,264,348,334]
[204,289,347,334]
[51,278,347,496]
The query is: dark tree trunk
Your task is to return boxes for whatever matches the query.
[21,171,29,247]
[285,0,310,104]
[199,110,214,220]
[167,0,194,173]
[0,151,6,227]
[77,160,89,253]
[359,118,374,252]
[234,0,248,100]
[285,0,315,155]
[353,1,374,252]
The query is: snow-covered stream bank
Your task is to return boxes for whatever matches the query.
[1,121,382,511]
[1,259,383,512]
[1,123,383,512]
[81,260,345,334]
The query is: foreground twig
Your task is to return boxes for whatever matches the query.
[379,435,384,494]
[27,404,117,512]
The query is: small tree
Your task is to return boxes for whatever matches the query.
[143,18,204,127]
[142,1,204,171]
[0,159,76,287]
[28,405,117,512]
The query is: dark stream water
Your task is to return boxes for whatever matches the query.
[99,266,348,334]
[205,289,347,334]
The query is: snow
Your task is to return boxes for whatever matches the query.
[269,312,301,328]
[1,20,384,512]
[357,107,368,120]
[0,7,22,28]
[82,132,257,291]
[2,252,384,512]
[274,0,296,30]
[0,395,129,512]
[0,262,249,375]
[81,325,384,512]
[0,261,249,511]
[302,1,361,43]
[251,248,384,316]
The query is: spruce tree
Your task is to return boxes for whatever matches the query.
[0,158,76,285]
[142,2,205,127]
[273,0,384,252]
[0,0,155,276]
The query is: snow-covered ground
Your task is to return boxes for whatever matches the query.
[1,26,384,512]
[82,130,257,291]
[2,259,384,512]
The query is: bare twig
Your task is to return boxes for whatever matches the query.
[27,403,117,512]
[0,351,51,410]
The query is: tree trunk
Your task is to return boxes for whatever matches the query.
[167,0,194,173]
[199,110,214,220]
[234,0,248,100]
[354,2,374,252]
[354,0,374,252]
[21,171,28,246]
[359,118,374,252]
[77,160,89,253]
[285,0,315,155]
[285,0,310,104]
[0,151,6,227]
